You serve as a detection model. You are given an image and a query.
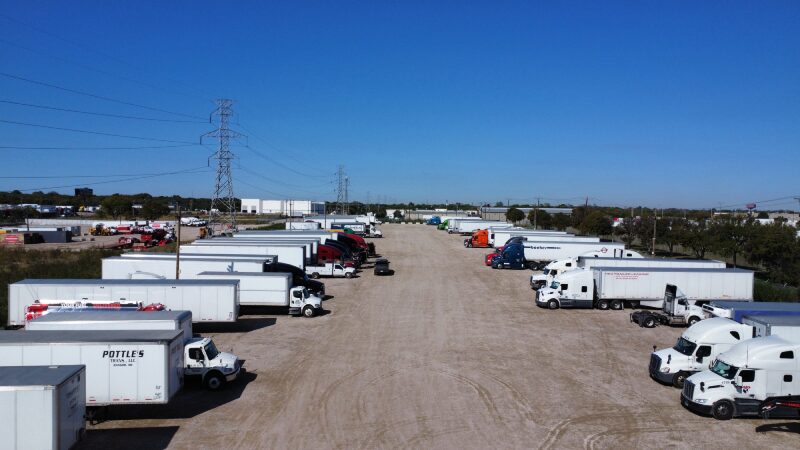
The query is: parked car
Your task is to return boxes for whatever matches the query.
[374,259,394,276]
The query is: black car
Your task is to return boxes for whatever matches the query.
[374,259,394,276]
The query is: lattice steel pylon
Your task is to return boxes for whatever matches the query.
[336,165,347,214]
[203,99,243,235]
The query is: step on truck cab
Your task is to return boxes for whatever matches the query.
[682,336,800,419]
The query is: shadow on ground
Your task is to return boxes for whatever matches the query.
[79,426,179,449]
[195,317,277,333]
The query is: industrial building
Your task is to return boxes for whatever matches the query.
[240,199,325,217]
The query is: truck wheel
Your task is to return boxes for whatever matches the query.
[596,300,610,310]
[302,305,316,318]
[548,300,559,310]
[643,317,657,328]
[610,299,623,310]
[712,400,734,420]
[672,372,688,389]
[688,316,700,326]
[204,372,226,391]
[527,262,538,270]
[344,272,353,279]
[311,272,320,279]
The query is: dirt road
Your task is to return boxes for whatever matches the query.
[82,224,800,449]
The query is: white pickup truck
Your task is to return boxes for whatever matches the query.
[305,262,356,279]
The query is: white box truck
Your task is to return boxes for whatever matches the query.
[0,330,184,406]
[8,279,240,327]
[650,315,800,389]
[180,244,306,269]
[537,267,753,310]
[24,312,243,390]
[304,262,356,279]
[0,365,86,450]
[682,336,800,419]
[195,272,323,317]
[102,256,266,280]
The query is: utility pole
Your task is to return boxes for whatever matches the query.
[203,99,243,236]
[175,204,181,279]
[344,176,350,215]
[534,197,540,229]
[651,214,657,256]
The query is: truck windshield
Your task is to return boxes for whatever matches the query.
[550,281,560,289]
[710,359,738,380]
[543,269,550,275]
[673,337,697,356]
[204,341,220,360]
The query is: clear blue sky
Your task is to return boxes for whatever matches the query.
[1,1,798,210]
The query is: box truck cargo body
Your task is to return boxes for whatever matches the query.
[537,267,753,310]
[180,244,306,268]
[702,300,800,321]
[102,256,266,280]
[286,221,321,230]
[195,272,322,316]
[0,330,184,406]
[27,310,193,342]
[194,238,318,261]
[0,365,86,450]
[8,279,239,326]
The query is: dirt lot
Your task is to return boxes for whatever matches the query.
[80,224,800,449]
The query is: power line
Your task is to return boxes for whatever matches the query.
[203,99,241,233]
[0,100,206,123]
[0,118,198,144]
[241,144,330,179]
[0,72,205,120]
[0,144,200,151]
[237,122,328,176]
[14,166,210,192]
[238,166,334,194]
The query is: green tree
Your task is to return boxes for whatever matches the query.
[100,195,132,220]
[552,213,572,231]
[140,199,170,220]
[660,218,688,256]
[580,211,612,236]
[528,209,552,229]
[506,207,525,224]
[678,221,713,259]
[614,217,639,247]
[494,201,504,207]
[710,217,753,267]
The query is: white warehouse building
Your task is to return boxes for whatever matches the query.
[240,199,325,217]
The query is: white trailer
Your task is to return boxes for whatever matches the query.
[102,256,266,280]
[537,267,753,310]
[198,237,319,258]
[286,221,321,230]
[0,330,184,406]
[195,272,322,317]
[492,240,630,270]
[304,262,356,279]
[8,279,239,327]
[181,244,306,268]
[449,219,511,235]
[234,230,338,241]
[489,229,569,247]
[0,365,86,450]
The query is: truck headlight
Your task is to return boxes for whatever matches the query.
[661,367,670,373]
[694,399,707,404]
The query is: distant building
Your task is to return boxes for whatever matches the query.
[240,199,325,217]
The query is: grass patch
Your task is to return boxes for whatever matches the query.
[754,279,800,302]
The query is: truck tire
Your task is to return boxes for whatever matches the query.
[596,299,610,310]
[527,262,538,270]
[643,317,657,328]
[610,299,623,310]
[688,316,701,326]
[712,399,734,420]
[204,372,226,391]
[302,305,316,318]
[311,272,320,279]
[548,300,559,310]
[344,272,353,279]
[672,371,688,389]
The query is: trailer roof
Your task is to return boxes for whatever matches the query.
[190,241,311,246]
[710,300,800,310]
[744,315,800,326]
[28,310,191,323]
[593,267,753,274]
[579,257,724,264]
[522,240,623,246]
[14,278,239,286]
[198,271,290,278]
[0,329,183,343]
[0,365,85,387]
[236,230,332,235]
[105,256,268,263]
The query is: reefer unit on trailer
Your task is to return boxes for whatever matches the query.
[537,267,753,310]
[0,365,86,450]
[27,310,193,342]
[102,256,266,280]
[8,279,239,326]
[180,243,307,268]
[195,272,322,316]
[0,330,184,406]
[701,300,800,321]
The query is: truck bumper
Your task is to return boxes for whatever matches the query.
[650,369,674,384]
[226,361,244,382]
[681,395,713,416]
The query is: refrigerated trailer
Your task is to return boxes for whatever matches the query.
[102,256,267,279]
[0,365,86,450]
[0,330,184,406]
[180,243,307,269]
[195,271,322,317]
[489,229,570,247]
[492,241,629,270]
[537,267,753,310]
[8,279,239,327]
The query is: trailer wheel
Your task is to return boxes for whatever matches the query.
[596,299,610,310]
[672,371,688,389]
[712,400,734,420]
[610,299,623,310]
[204,372,226,391]
[687,316,701,326]
[311,272,320,279]
[548,300,559,310]
[302,305,316,318]
[344,272,353,279]
[643,317,657,328]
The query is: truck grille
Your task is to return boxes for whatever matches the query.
[683,380,695,400]
[649,354,661,377]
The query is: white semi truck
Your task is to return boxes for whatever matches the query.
[7,279,240,327]
[195,271,323,317]
[304,262,356,279]
[530,252,658,289]
[650,315,800,389]
[24,311,242,390]
[537,267,754,310]
[682,336,800,419]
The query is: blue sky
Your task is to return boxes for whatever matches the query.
[1,1,798,210]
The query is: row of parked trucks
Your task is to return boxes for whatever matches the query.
[3,219,385,448]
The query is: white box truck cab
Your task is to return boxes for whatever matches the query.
[529,251,645,289]
[196,271,323,317]
[649,317,753,388]
[682,336,800,420]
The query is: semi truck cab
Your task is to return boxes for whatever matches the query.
[536,269,596,309]
[184,337,243,390]
[464,230,491,248]
[490,244,526,269]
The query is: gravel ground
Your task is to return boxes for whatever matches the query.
[79,223,800,449]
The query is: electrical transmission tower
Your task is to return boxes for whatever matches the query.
[203,99,243,236]
[336,165,347,214]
